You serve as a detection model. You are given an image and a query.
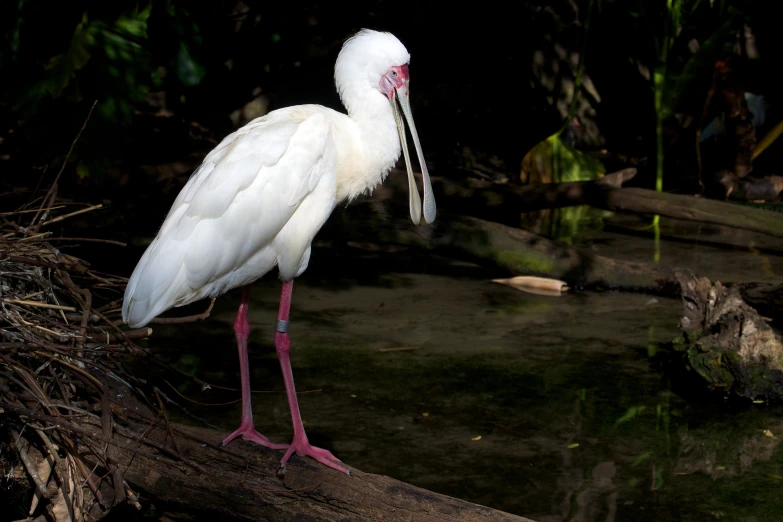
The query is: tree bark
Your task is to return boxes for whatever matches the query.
[116,423,533,521]
[1,403,534,521]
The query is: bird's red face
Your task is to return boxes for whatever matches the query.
[380,64,409,100]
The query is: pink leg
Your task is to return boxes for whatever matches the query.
[276,280,349,475]
[222,285,288,450]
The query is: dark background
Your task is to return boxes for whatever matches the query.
[1,0,781,260]
[2,1,780,191]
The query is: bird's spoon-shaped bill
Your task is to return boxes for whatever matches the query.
[391,93,422,224]
[392,85,437,224]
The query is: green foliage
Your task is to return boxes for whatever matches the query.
[176,41,205,88]
[13,4,153,121]
[164,3,206,88]
[625,0,750,261]
[44,15,93,99]
[615,405,647,425]
[631,0,749,120]
[520,134,610,244]
[517,0,609,244]
[1,0,207,176]
[548,134,605,184]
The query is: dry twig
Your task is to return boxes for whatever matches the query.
[1,181,211,519]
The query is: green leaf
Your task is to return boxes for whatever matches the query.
[10,0,27,55]
[114,4,152,38]
[45,16,94,98]
[176,41,206,87]
[76,162,91,179]
[521,133,606,185]
[632,450,653,466]
[652,466,664,490]
[615,405,647,425]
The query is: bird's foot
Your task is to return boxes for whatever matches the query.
[222,421,289,450]
[280,438,349,475]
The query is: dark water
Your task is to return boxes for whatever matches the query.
[129,209,783,522]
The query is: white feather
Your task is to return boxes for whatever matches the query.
[123,29,416,328]
[123,109,336,327]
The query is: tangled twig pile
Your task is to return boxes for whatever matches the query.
[0,185,214,521]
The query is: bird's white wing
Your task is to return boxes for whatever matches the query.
[123,109,334,327]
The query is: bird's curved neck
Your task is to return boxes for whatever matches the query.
[338,88,401,202]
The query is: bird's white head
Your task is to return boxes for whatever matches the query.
[335,30,410,111]
[335,29,436,225]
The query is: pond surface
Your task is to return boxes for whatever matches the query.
[134,209,783,522]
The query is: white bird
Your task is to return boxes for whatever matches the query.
[122,29,435,474]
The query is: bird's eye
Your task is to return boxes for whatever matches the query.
[391,70,398,77]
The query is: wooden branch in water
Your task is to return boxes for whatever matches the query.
[340,185,680,296]
[426,213,679,295]
[594,187,783,240]
[401,170,783,241]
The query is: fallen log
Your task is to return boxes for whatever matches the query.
[408,170,783,241]
[118,422,534,522]
[422,213,679,294]
[420,169,637,230]
[603,212,783,255]
[595,187,783,240]
[334,183,681,296]
[340,169,781,297]
[2,403,532,522]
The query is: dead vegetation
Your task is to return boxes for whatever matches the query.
[0,176,220,521]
